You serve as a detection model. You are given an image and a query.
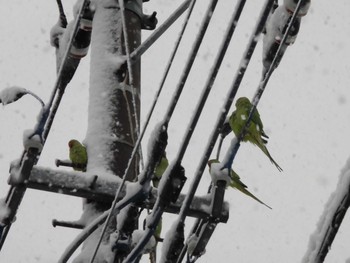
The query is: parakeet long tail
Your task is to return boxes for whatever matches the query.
[246,132,283,172]
[259,143,283,172]
[235,185,272,209]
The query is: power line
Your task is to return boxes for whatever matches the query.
[166,1,276,261]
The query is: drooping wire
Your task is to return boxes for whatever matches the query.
[222,0,305,171]
[88,1,197,262]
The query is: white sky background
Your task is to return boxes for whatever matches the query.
[1,0,350,262]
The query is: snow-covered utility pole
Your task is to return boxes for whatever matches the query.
[80,0,143,262]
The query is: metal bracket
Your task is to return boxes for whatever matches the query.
[141,11,158,30]
[52,219,85,229]
[187,180,228,260]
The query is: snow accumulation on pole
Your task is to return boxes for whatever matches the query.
[85,1,140,181]
[302,157,350,263]
[74,0,141,262]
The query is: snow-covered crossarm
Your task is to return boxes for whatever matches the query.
[20,166,229,221]
[25,167,115,202]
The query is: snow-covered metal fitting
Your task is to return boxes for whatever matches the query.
[283,0,311,16]
[265,6,301,46]
[274,18,300,46]
[141,11,158,30]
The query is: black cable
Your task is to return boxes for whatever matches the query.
[175,0,247,163]
[166,1,276,261]
[163,0,219,124]
[56,0,68,28]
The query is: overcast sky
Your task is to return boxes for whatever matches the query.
[1,1,350,262]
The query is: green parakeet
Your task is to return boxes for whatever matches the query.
[68,139,88,172]
[152,154,169,188]
[208,159,271,209]
[229,97,282,172]
[151,153,168,255]
[154,217,162,241]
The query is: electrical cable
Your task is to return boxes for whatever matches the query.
[165,1,276,261]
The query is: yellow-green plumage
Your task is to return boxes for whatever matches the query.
[208,159,271,209]
[229,97,282,172]
[68,139,88,172]
[152,156,169,188]
[154,217,162,241]
[151,154,169,247]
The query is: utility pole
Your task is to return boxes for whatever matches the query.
[82,0,142,261]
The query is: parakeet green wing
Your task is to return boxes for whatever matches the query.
[229,97,282,172]
[68,139,88,171]
[152,156,169,188]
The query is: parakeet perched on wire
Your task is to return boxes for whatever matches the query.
[229,97,282,172]
[152,153,169,188]
[208,159,271,209]
[68,139,88,172]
